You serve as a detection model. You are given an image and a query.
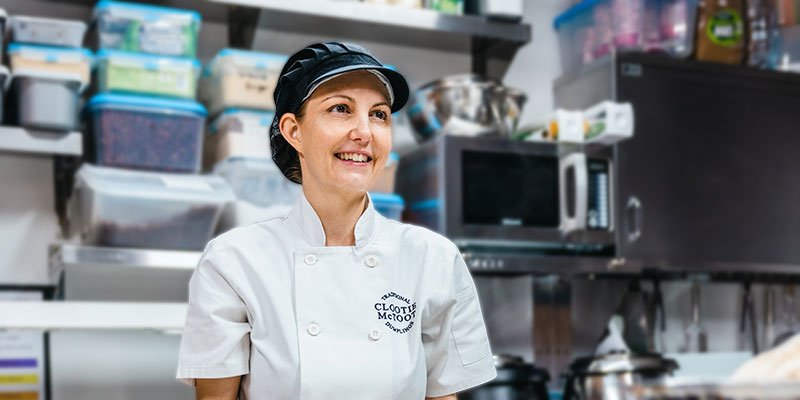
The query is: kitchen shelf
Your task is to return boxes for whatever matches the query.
[0,301,188,332]
[49,244,201,272]
[0,126,82,157]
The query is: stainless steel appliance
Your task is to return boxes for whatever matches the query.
[397,135,615,252]
[459,354,550,400]
[562,353,678,400]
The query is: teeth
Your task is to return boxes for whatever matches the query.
[336,153,370,162]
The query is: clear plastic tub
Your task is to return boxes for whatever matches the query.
[95,50,200,99]
[644,0,698,57]
[8,69,86,131]
[93,0,201,58]
[203,108,274,169]
[86,94,207,173]
[554,0,601,75]
[8,44,92,84]
[68,164,234,250]
[10,15,87,48]
[199,49,287,115]
[370,192,404,221]
[213,157,302,231]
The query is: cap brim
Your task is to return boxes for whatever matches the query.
[307,64,410,113]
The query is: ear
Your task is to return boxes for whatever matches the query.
[279,113,302,154]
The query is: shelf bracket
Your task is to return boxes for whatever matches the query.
[228,5,261,48]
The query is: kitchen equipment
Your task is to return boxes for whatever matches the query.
[213,157,302,232]
[406,74,527,143]
[92,0,201,57]
[649,279,667,353]
[369,152,399,193]
[774,285,798,347]
[8,44,92,84]
[203,109,274,169]
[199,49,287,116]
[7,70,85,132]
[563,352,679,400]
[683,281,708,352]
[459,354,550,400]
[9,15,87,48]
[616,280,652,354]
[85,94,207,173]
[94,50,200,99]
[370,192,404,221]
[740,281,760,353]
[764,286,776,349]
[397,135,614,250]
[68,164,234,251]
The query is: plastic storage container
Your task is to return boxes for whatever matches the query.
[213,157,302,231]
[93,0,201,58]
[650,0,698,57]
[69,164,234,250]
[370,192,404,221]
[199,49,287,115]
[86,94,207,172]
[8,44,92,84]
[8,70,85,131]
[10,15,87,48]
[555,0,601,75]
[95,50,200,99]
[204,108,274,169]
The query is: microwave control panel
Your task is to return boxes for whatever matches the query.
[587,159,611,230]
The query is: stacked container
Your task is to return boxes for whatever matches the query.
[200,49,304,230]
[67,1,231,252]
[5,15,90,130]
[554,0,699,75]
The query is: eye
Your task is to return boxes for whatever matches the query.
[371,110,388,121]
[329,104,349,114]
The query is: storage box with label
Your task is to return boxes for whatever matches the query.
[95,50,200,99]
[199,49,287,116]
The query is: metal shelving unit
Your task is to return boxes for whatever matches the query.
[0,127,82,157]
[0,301,188,332]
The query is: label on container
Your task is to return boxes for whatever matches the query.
[160,176,213,192]
[706,9,744,47]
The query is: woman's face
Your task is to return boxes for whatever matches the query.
[281,70,393,196]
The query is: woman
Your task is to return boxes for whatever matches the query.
[177,42,496,400]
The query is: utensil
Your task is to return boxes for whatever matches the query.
[683,281,708,352]
[562,352,679,400]
[764,286,776,349]
[739,281,760,354]
[458,354,550,400]
[649,278,667,353]
[773,285,797,347]
[617,280,652,354]
[406,74,527,143]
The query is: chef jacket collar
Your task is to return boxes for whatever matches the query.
[290,192,377,248]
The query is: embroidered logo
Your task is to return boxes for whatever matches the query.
[374,292,417,334]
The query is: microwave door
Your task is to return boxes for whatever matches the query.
[560,152,588,234]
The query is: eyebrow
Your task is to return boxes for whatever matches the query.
[372,101,391,109]
[322,94,355,103]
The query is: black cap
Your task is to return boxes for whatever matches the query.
[270,42,410,184]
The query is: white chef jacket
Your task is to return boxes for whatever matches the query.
[176,193,496,399]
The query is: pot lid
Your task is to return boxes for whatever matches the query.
[571,352,679,375]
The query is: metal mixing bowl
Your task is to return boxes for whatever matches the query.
[406,74,527,143]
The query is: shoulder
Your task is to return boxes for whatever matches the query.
[377,216,460,260]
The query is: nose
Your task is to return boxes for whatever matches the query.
[349,113,372,144]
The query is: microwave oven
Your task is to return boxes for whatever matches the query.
[396,135,615,251]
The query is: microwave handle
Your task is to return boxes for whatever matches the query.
[559,152,588,234]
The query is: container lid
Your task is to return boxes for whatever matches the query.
[87,93,207,116]
[553,0,600,30]
[369,192,405,207]
[569,352,679,376]
[8,43,93,61]
[213,156,279,175]
[409,199,439,211]
[205,48,287,75]
[10,15,87,29]
[11,69,87,92]
[76,163,234,202]
[208,108,275,135]
[94,0,201,23]
[96,49,201,69]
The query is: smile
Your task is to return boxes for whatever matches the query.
[335,153,372,163]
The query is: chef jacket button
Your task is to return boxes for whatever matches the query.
[369,329,382,341]
[304,254,317,266]
[365,255,378,268]
[307,323,321,336]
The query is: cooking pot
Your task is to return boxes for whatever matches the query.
[459,354,550,400]
[562,352,678,400]
[406,74,526,143]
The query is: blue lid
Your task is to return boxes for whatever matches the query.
[389,152,399,162]
[221,108,275,117]
[94,0,201,23]
[553,0,599,30]
[95,49,201,68]
[87,93,207,116]
[409,199,440,211]
[8,43,93,59]
[369,192,405,207]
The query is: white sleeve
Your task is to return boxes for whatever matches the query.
[422,246,496,397]
[176,240,251,386]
